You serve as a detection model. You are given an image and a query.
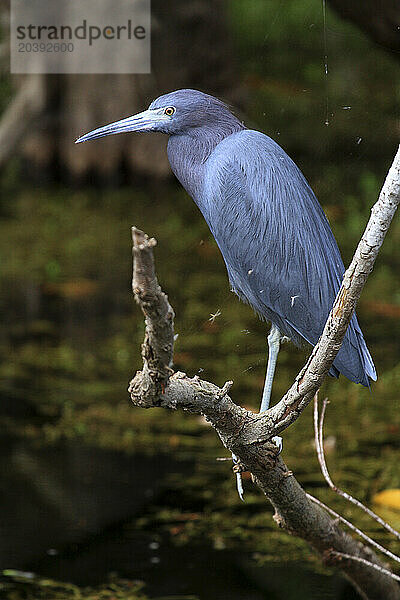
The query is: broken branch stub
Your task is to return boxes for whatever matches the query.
[129,227,175,406]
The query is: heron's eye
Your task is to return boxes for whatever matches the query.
[164,106,176,116]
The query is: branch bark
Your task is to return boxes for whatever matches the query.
[128,145,400,599]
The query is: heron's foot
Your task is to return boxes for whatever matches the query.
[272,435,283,454]
[258,410,283,454]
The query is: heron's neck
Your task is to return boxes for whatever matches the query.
[167,121,244,201]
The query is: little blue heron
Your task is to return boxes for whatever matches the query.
[76,89,376,497]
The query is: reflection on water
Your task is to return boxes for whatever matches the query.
[0,437,183,569]
[0,436,359,599]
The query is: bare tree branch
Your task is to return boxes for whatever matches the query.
[327,551,400,584]
[307,493,400,566]
[128,145,400,599]
[314,395,400,542]
[131,227,175,405]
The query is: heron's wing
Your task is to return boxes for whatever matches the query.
[202,129,376,385]
[203,129,342,343]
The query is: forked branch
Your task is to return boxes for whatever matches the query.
[128,145,400,599]
[314,395,400,542]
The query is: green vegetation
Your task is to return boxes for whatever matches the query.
[1,571,148,600]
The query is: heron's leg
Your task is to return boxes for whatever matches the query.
[260,324,283,452]
[231,324,283,501]
[260,324,281,412]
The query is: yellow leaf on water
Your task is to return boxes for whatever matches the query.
[373,489,400,511]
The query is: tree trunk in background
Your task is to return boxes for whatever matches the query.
[7,0,399,183]
[327,0,400,54]
[15,0,237,183]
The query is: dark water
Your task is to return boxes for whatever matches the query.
[0,435,360,599]
[0,437,181,568]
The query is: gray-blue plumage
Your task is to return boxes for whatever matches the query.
[203,130,376,385]
[76,88,376,387]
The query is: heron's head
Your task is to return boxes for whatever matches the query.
[75,89,241,143]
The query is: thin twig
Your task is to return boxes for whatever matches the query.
[327,551,400,583]
[313,395,400,541]
[307,493,400,565]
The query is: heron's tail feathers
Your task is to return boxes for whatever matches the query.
[330,319,377,387]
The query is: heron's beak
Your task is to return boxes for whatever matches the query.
[75,109,162,144]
